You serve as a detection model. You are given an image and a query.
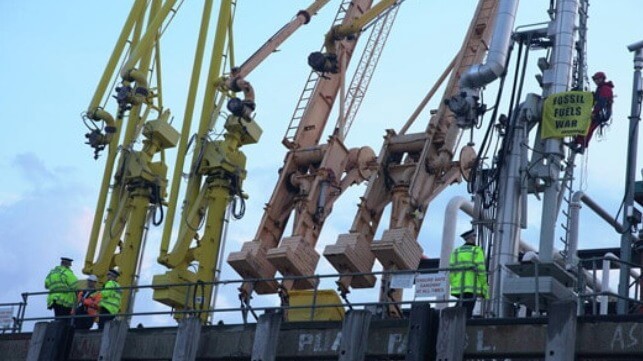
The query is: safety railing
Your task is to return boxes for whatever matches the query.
[0,302,26,334]
[576,255,643,315]
[6,266,485,332]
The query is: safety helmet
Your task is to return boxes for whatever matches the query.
[107,269,121,278]
[592,71,606,80]
[87,275,98,282]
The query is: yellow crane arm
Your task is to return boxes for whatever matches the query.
[83,0,181,316]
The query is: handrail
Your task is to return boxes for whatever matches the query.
[10,257,642,331]
[577,255,642,315]
[0,302,26,333]
[8,266,482,331]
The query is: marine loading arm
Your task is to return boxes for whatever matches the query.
[228,0,401,296]
[323,0,501,317]
[82,0,181,315]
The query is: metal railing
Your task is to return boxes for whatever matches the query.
[577,255,643,315]
[7,266,486,332]
[7,256,642,333]
[0,302,26,334]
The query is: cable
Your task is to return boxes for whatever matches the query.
[230,172,246,220]
[151,182,164,226]
[467,40,516,195]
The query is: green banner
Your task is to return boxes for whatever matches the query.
[541,91,593,139]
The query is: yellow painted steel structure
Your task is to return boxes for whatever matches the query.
[150,0,252,324]
[82,0,331,323]
[82,0,180,316]
[152,0,330,323]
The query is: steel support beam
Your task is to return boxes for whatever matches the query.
[338,310,372,361]
[98,319,129,361]
[405,302,439,361]
[172,317,202,361]
[26,321,74,361]
[436,307,466,361]
[546,301,577,361]
[251,312,282,361]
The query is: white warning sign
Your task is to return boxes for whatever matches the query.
[414,272,448,298]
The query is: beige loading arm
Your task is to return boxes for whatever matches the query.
[324,0,499,317]
[227,0,398,294]
[222,0,333,121]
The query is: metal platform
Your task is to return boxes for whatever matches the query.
[506,261,577,287]
[503,276,575,311]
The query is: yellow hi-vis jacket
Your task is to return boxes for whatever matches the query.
[449,244,488,298]
[44,266,78,308]
[99,280,122,315]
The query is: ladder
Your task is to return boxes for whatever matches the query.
[282,0,353,148]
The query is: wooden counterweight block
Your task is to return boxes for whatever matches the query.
[323,233,376,288]
[227,242,279,294]
[266,236,320,289]
[371,228,423,270]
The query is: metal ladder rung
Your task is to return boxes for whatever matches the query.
[282,0,353,145]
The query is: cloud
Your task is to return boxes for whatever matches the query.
[11,153,57,188]
[0,153,95,327]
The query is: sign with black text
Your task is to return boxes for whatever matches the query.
[541,91,593,139]
[414,272,448,298]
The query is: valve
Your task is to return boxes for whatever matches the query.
[308,52,338,74]
[227,97,256,121]
[84,126,116,159]
[626,205,642,226]
[445,91,485,129]
[85,130,106,159]
[113,84,149,118]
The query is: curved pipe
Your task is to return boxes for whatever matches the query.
[225,75,256,121]
[440,196,545,268]
[440,196,611,307]
[121,68,148,89]
[88,108,116,132]
[87,108,117,145]
[569,191,635,270]
[459,0,519,91]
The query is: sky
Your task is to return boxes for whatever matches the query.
[0,0,641,329]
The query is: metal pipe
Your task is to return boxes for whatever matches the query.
[235,0,332,78]
[459,0,519,90]
[568,191,639,298]
[440,196,561,268]
[491,95,539,317]
[618,45,643,313]
[627,40,643,52]
[601,253,642,315]
[538,0,578,263]
[160,0,214,258]
[571,192,630,233]
[323,0,397,55]
[87,1,146,113]
[442,193,614,314]
[119,0,178,81]
[399,56,456,135]
[601,256,611,315]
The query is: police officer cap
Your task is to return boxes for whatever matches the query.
[60,257,73,263]
[460,229,477,240]
[107,269,120,277]
[87,275,98,282]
